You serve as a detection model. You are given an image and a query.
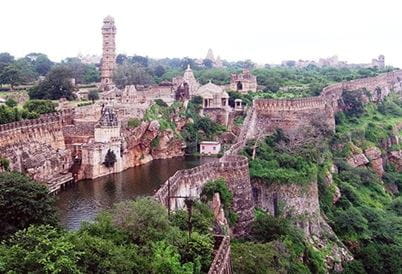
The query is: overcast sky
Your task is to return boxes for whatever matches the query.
[1,0,401,67]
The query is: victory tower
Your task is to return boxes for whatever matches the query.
[100,16,116,91]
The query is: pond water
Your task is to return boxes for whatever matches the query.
[56,156,211,230]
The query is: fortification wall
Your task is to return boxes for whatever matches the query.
[154,154,254,235]
[253,97,335,139]
[321,70,402,110]
[252,179,319,218]
[0,109,74,150]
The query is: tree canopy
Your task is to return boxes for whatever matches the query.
[0,172,58,239]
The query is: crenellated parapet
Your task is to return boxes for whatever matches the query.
[253,96,335,139]
[254,96,328,112]
[321,70,402,106]
[0,109,74,150]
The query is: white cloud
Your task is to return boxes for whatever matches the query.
[1,0,400,67]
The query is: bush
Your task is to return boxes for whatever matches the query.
[154,99,168,107]
[127,117,141,128]
[23,99,56,114]
[201,178,232,208]
[109,198,171,245]
[5,98,17,107]
[87,89,99,102]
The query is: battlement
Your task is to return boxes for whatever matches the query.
[254,97,328,112]
[0,109,74,150]
[321,69,402,98]
[0,109,74,133]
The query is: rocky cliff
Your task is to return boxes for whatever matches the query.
[251,178,353,271]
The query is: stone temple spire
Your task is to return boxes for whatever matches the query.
[206,48,215,62]
[100,16,116,91]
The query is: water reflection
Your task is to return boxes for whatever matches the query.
[56,156,212,230]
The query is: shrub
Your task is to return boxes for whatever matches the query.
[5,98,17,107]
[127,117,141,128]
[23,99,56,114]
[109,198,171,245]
[154,99,168,107]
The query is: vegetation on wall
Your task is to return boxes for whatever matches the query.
[103,149,117,168]
[244,132,319,185]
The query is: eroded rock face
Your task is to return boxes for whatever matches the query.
[346,153,369,168]
[152,129,185,160]
[323,171,341,204]
[388,150,402,172]
[364,147,384,176]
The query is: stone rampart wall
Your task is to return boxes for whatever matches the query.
[154,154,253,235]
[252,70,402,139]
[321,70,402,107]
[0,109,74,149]
[253,97,335,139]
[208,235,232,274]
[254,96,328,112]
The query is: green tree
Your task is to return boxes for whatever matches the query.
[29,66,76,100]
[0,52,14,65]
[154,65,166,77]
[5,98,17,108]
[113,63,154,88]
[83,64,100,83]
[0,64,22,89]
[25,53,54,76]
[109,198,171,245]
[103,149,117,168]
[23,100,57,114]
[88,89,100,103]
[0,225,81,273]
[150,241,193,274]
[0,172,58,238]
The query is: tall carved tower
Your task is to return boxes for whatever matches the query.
[101,16,116,91]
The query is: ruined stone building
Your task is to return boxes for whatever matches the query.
[198,82,230,126]
[100,16,116,91]
[229,69,257,92]
[172,65,200,98]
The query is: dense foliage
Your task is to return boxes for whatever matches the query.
[232,210,326,273]
[29,66,76,100]
[244,132,318,185]
[316,93,402,273]
[0,104,39,124]
[23,99,56,114]
[0,198,215,273]
[0,172,58,239]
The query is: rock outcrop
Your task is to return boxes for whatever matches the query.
[346,153,369,168]
[251,179,353,271]
[388,150,402,172]
[364,147,384,176]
